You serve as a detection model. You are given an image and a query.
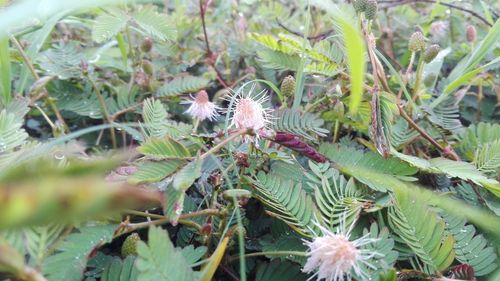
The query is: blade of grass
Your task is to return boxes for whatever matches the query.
[292,1,311,109]
[431,19,500,108]
[0,36,11,106]
[310,0,365,114]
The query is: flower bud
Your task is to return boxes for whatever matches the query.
[121,233,141,257]
[365,0,378,20]
[466,25,476,42]
[423,44,440,63]
[234,152,249,168]
[142,60,154,75]
[280,75,296,97]
[141,37,153,53]
[408,31,426,52]
[333,101,345,119]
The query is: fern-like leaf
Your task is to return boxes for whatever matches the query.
[128,160,184,184]
[473,140,500,175]
[319,144,418,192]
[137,137,190,159]
[388,190,455,273]
[0,109,28,153]
[273,109,328,141]
[43,225,117,281]
[246,172,319,236]
[443,213,498,276]
[255,260,308,281]
[306,161,367,229]
[157,76,210,97]
[92,10,127,43]
[136,226,197,281]
[132,5,177,42]
[100,256,139,281]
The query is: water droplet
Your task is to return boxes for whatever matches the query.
[0,142,6,152]
[54,151,65,160]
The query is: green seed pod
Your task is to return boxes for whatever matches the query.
[408,31,426,52]
[353,0,367,13]
[364,0,378,20]
[280,75,296,97]
[121,233,141,257]
[142,60,154,75]
[424,44,440,63]
[140,37,153,53]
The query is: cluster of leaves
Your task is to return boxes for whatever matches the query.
[0,0,499,281]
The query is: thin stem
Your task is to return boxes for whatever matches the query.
[228,251,307,262]
[397,104,460,161]
[199,129,248,160]
[88,77,117,149]
[379,0,492,27]
[199,0,212,56]
[10,35,68,132]
[412,56,424,102]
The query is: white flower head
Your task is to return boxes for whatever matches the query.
[182,90,220,121]
[224,84,273,134]
[302,220,381,281]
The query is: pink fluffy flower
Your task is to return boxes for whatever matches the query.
[182,90,219,121]
[302,222,381,281]
[225,85,273,133]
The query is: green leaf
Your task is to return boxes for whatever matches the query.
[25,224,65,266]
[137,137,190,159]
[37,43,84,79]
[132,5,177,42]
[443,213,498,276]
[129,160,184,184]
[306,161,367,229]
[92,10,128,43]
[173,159,202,191]
[273,109,328,141]
[157,76,210,97]
[142,98,192,139]
[43,224,117,281]
[389,190,455,272]
[310,0,365,114]
[392,151,500,197]
[474,140,500,175]
[101,256,139,281]
[255,260,308,281]
[246,171,319,236]
[136,226,197,281]
[0,109,29,153]
[358,223,398,280]
[319,143,418,192]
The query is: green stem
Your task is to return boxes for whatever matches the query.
[412,56,424,102]
[199,129,248,160]
[88,77,117,149]
[10,35,68,132]
[228,251,307,262]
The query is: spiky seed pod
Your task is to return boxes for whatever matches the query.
[142,60,154,75]
[466,25,476,42]
[141,37,153,53]
[364,0,378,20]
[408,31,426,52]
[272,132,327,163]
[280,75,296,97]
[121,233,141,257]
[424,44,440,63]
[353,0,367,13]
